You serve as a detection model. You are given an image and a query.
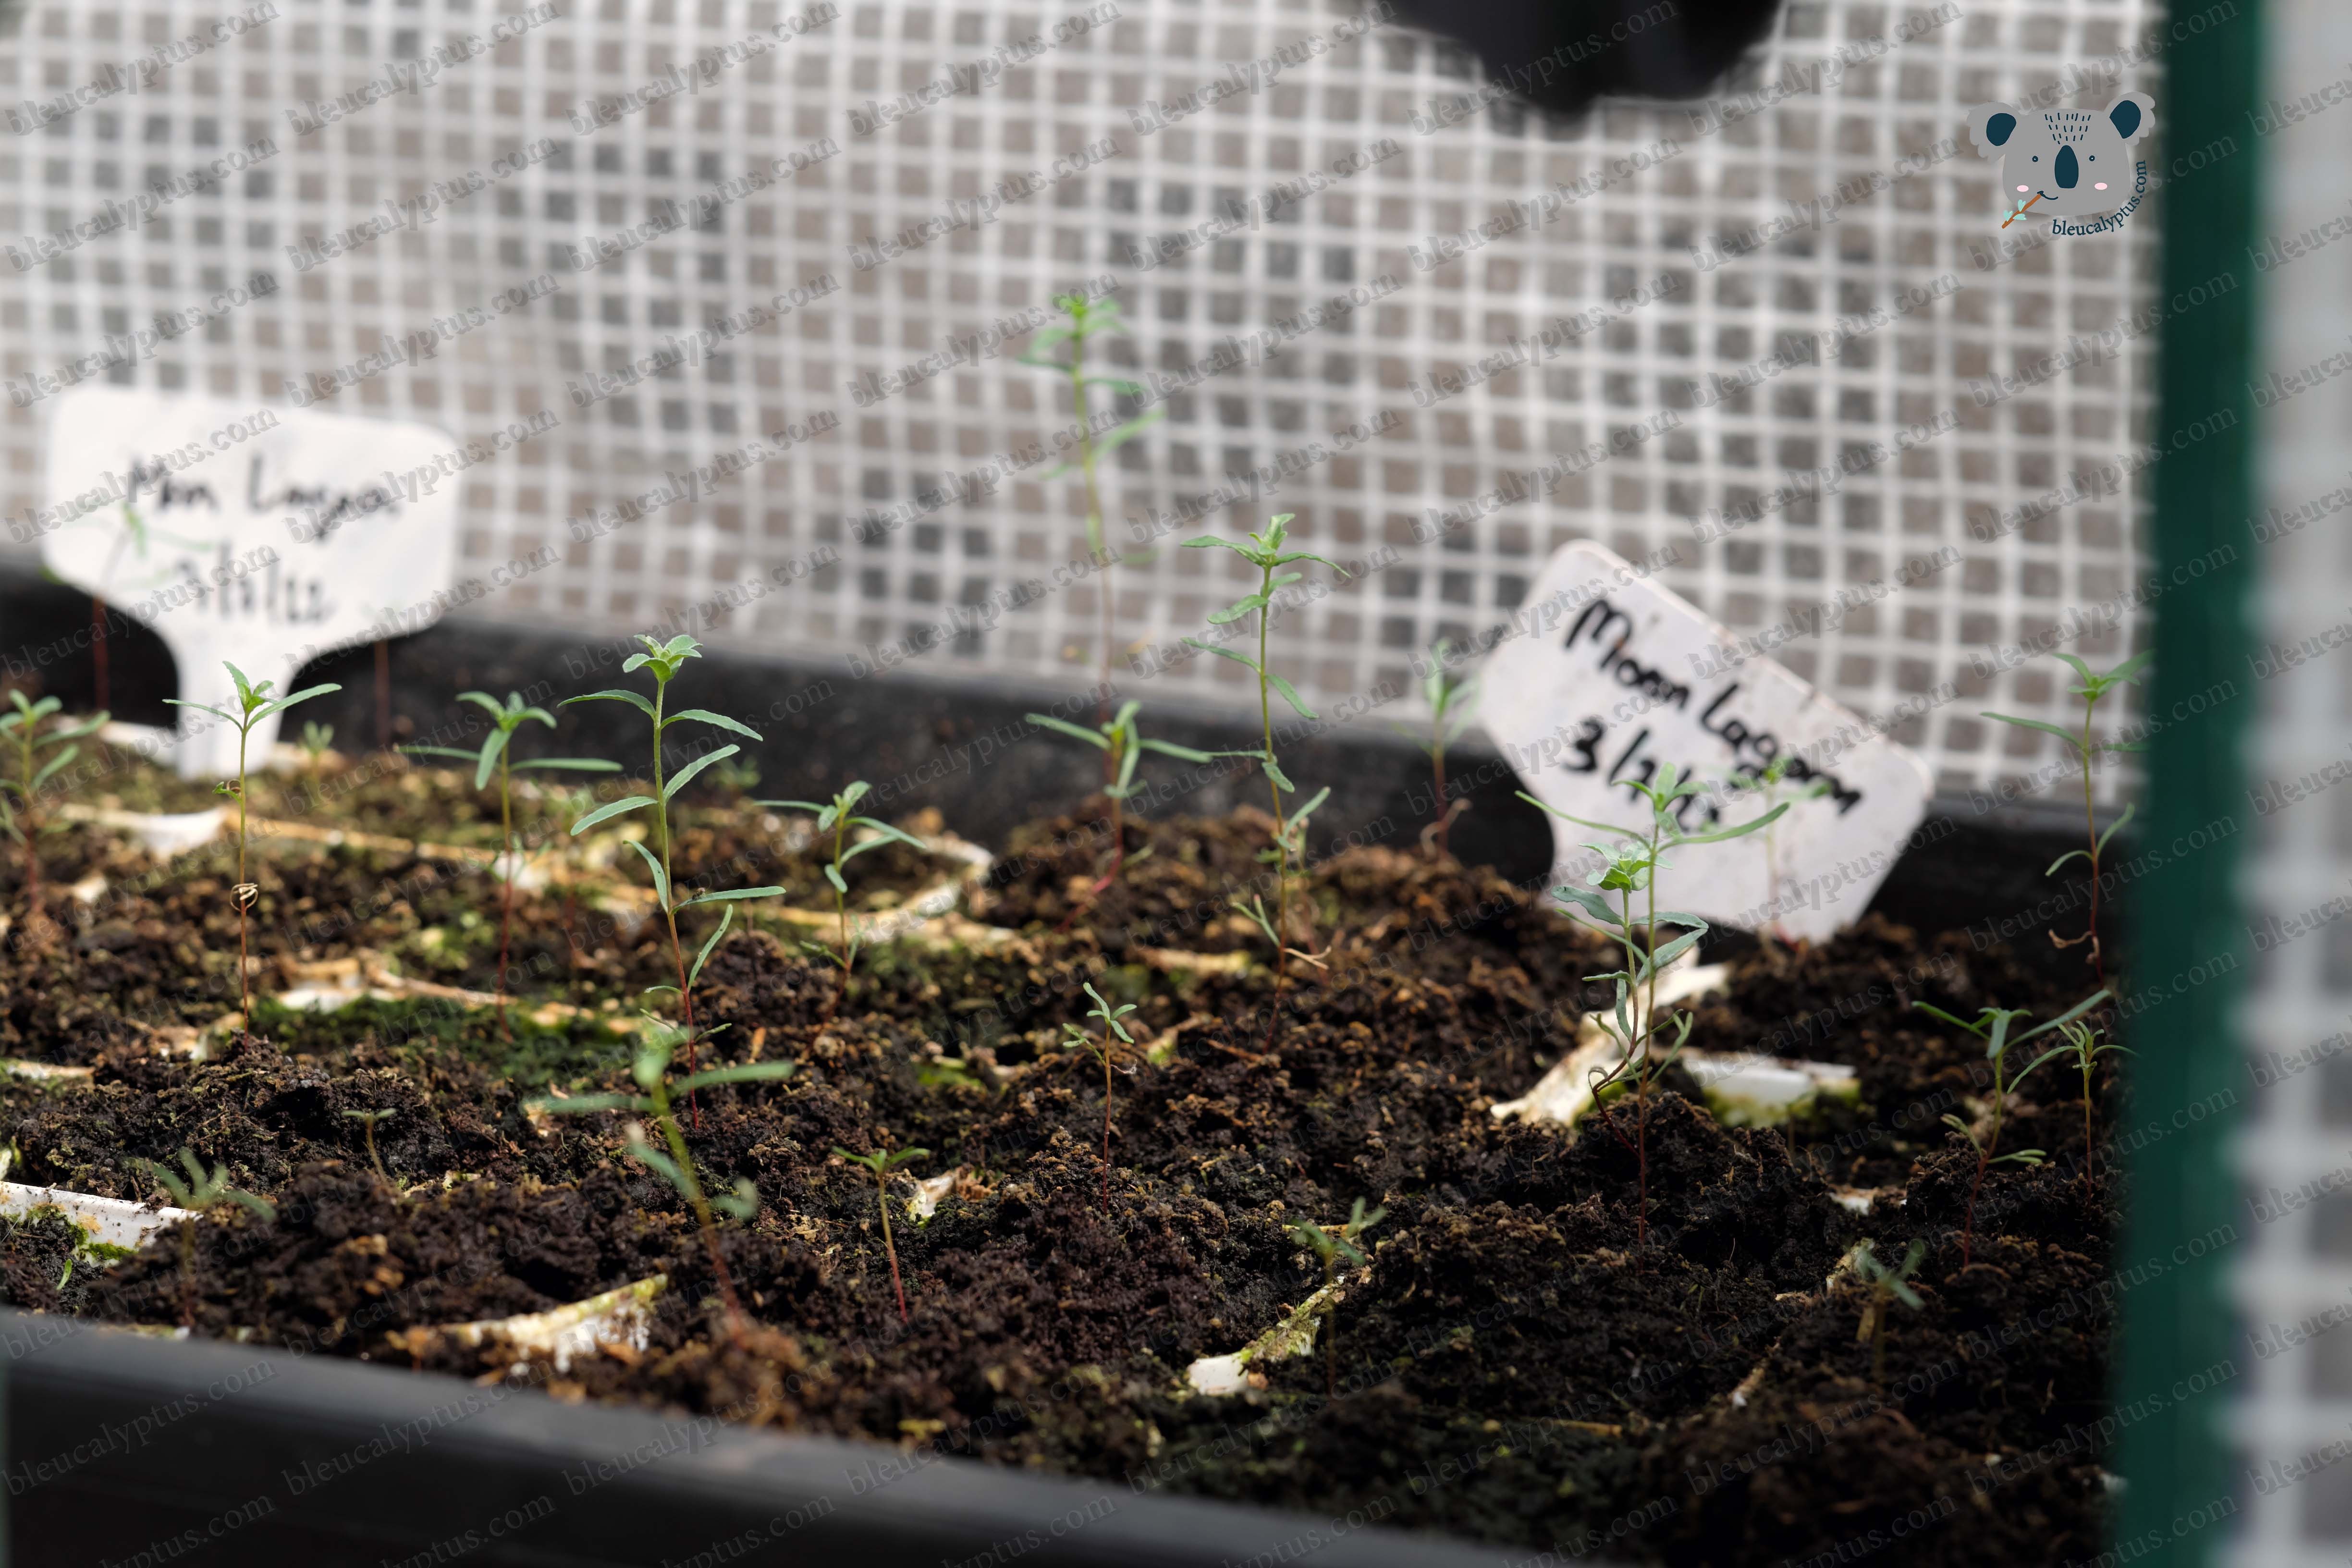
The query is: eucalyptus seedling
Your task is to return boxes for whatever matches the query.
[1060,981,1139,1213]
[1183,513,1350,1002]
[1020,290,1159,735]
[2033,1017,2134,1189]
[1522,764,1786,1252]
[759,782,926,998]
[0,691,107,921]
[528,1021,789,1334]
[1851,1237,1926,1386]
[139,1147,275,1328]
[1286,1198,1385,1399]
[340,1108,397,1184]
[1983,649,2150,991]
[1027,701,1217,892]
[298,720,334,773]
[1913,992,2110,1264]
[164,663,340,1026]
[406,691,620,1040]
[1400,639,1479,856]
[834,1145,927,1325]
[564,635,785,1101]
[1744,754,1832,942]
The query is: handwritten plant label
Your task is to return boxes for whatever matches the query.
[40,388,459,779]
[1481,541,1933,941]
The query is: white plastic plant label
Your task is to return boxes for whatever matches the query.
[1480,541,1933,941]
[38,388,460,778]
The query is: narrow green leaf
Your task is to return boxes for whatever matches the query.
[526,1092,648,1116]
[675,1061,799,1095]
[1027,714,1111,748]
[1263,670,1317,719]
[1206,595,1270,626]
[400,745,479,760]
[1183,638,1261,673]
[31,745,79,788]
[1138,738,1216,763]
[571,794,658,834]
[1982,711,2085,749]
[563,687,657,719]
[2093,801,2136,857]
[253,683,342,722]
[474,728,511,792]
[2108,649,2155,685]
[678,885,787,907]
[161,699,236,724]
[662,744,738,800]
[512,758,623,772]
[848,818,929,853]
[1676,801,1788,845]
[687,906,735,990]
[624,1138,689,1189]
[1262,756,1295,793]
[664,708,761,740]
[624,839,671,908]
[824,863,847,894]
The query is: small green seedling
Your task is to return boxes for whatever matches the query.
[709,753,761,796]
[1745,754,1833,943]
[834,1145,927,1325]
[299,720,334,773]
[1984,649,2151,990]
[759,782,926,1001]
[1020,290,1159,730]
[1059,982,1139,1213]
[1286,1198,1385,1399]
[1184,513,1351,999]
[405,691,620,1040]
[1913,992,2110,1264]
[2034,1017,2134,1189]
[164,663,340,1026]
[0,691,107,921]
[1027,701,1217,893]
[139,1147,275,1328]
[528,1021,791,1335]
[1523,764,1786,1253]
[564,635,785,1108]
[339,1108,397,1184]
[1851,1237,1926,1385]
[1400,639,1479,856]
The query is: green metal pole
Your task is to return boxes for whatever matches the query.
[2118,1,2265,1560]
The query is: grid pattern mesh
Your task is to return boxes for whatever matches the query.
[2230,0,2352,1558]
[0,0,2162,801]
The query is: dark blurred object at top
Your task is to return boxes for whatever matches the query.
[1391,0,1787,117]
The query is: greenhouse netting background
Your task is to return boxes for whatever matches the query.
[0,0,2180,802]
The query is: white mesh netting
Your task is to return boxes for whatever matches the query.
[0,0,2171,800]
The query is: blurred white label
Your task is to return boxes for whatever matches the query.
[38,389,459,778]
[1480,541,1933,940]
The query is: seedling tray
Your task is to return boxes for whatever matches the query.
[0,605,2118,1567]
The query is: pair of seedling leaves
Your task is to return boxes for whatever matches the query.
[0,691,107,845]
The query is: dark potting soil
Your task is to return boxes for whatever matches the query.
[0,796,2125,1567]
